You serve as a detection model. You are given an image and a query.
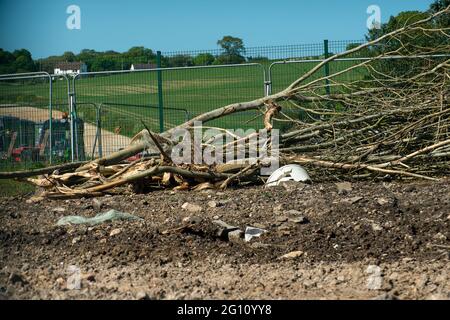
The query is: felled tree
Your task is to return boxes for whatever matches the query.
[2,6,449,198]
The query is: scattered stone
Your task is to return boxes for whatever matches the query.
[277,224,291,232]
[383,221,394,229]
[182,216,202,225]
[404,185,416,192]
[207,201,219,208]
[212,220,237,230]
[20,263,30,272]
[285,209,302,216]
[415,275,429,289]
[99,238,107,244]
[215,199,231,207]
[250,242,273,249]
[343,196,363,204]
[9,272,26,285]
[9,212,19,219]
[289,216,309,224]
[86,274,96,282]
[181,202,202,213]
[433,232,447,241]
[55,277,65,290]
[371,223,383,232]
[227,229,244,243]
[402,257,414,263]
[82,203,94,210]
[276,216,288,223]
[273,204,284,214]
[72,236,81,244]
[447,214,450,221]
[109,228,122,237]
[93,199,103,211]
[212,220,239,238]
[52,207,66,213]
[372,293,398,300]
[136,291,149,300]
[253,223,268,230]
[278,251,304,260]
[376,198,390,206]
[244,226,267,242]
[336,182,352,195]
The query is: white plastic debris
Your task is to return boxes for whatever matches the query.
[56,209,142,226]
[244,226,267,242]
[265,164,311,187]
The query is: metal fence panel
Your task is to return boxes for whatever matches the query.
[157,64,265,130]
[162,40,364,62]
[0,73,55,170]
[72,63,266,158]
[73,69,171,157]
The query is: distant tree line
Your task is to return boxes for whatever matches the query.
[39,46,157,72]
[0,49,37,74]
[0,36,254,74]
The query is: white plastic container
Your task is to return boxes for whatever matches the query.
[266,164,311,187]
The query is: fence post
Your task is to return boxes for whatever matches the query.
[156,51,164,133]
[69,91,75,162]
[96,105,103,158]
[48,75,53,164]
[323,39,331,95]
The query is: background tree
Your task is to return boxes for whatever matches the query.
[90,57,120,72]
[62,51,76,62]
[363,1,449,77]
[193,53,215,66]
[216,36,246,64]
[0,49,16,74]
[166,54,194,67]
[124,47,155,61]
[430,0,450,26]
[366,0,449,54]
[0,49,36,74]
[366,11,430,55]
[217,36,245,56]
[345,43,372,57]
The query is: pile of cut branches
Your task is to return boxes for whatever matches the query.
[2,6,449,199]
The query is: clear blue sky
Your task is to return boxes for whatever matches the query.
[0,0,434,59]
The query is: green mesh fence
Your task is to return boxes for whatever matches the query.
[0,74,53,170]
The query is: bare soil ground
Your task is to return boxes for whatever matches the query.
[0,179,449,300]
